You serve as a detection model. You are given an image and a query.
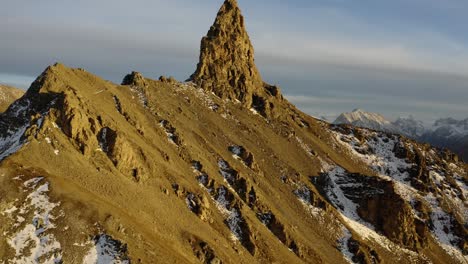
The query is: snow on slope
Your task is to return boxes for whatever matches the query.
[0,99,31,161]
[332,127,467,262]
[334,109,468,160]
[82,234,130,264]
[2,176,131,263]
[296,138,425,263]
[2,176,62,263]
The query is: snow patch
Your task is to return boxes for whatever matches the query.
[425,193,467,261]
[129,86,148,108]
[338,228,355,264]
[4,178,62,263]
[334,131,411,183]
[2,205,18,215]
[82,234,130,264]
[333,128,467,261]
[323,167,374,230]
[0,123,29,161]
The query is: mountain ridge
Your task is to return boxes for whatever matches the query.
[0,61,466,263]
[0,1,466,263]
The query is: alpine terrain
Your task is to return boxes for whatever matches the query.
[334,109,468,162]
[0,0,466,263]
[0,85,24,113]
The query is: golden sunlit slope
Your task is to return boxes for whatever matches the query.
[0,84,24,112]
[0,0,466,263]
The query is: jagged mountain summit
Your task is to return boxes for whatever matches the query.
[190,0,281,116]
[0,84,24,112]
[0,1,467,263]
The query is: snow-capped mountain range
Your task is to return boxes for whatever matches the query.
[333,109,468,161]
[333,109,396,133]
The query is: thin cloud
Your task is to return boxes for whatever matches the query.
[250,11,468,78]
[285,95,366,105]
[0,0,466,123]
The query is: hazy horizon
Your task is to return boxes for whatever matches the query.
[2,0,467,123]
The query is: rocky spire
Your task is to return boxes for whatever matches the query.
[190,0,264,106]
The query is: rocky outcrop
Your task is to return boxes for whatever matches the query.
[314,169,429,251]
[122,71,148,87]
[357,179,429,251]
[190,0,282,117]
[190,0,262,103]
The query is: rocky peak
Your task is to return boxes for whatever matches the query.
[190,0,264,107]
[25,63,63,95]
[122,71,148,87]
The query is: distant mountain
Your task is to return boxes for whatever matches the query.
[392,115,426,139]
[431,118,468,138]
[422,118,468,162]
[332,109,424,138]
[0,84,24,112]
[333,109,398,133]
[334,110,467,161]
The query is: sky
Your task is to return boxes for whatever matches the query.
[1,0,467,124]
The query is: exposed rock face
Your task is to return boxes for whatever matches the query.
[357,180,429,251]
[332,125,467,258]
[190,0,271,110]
